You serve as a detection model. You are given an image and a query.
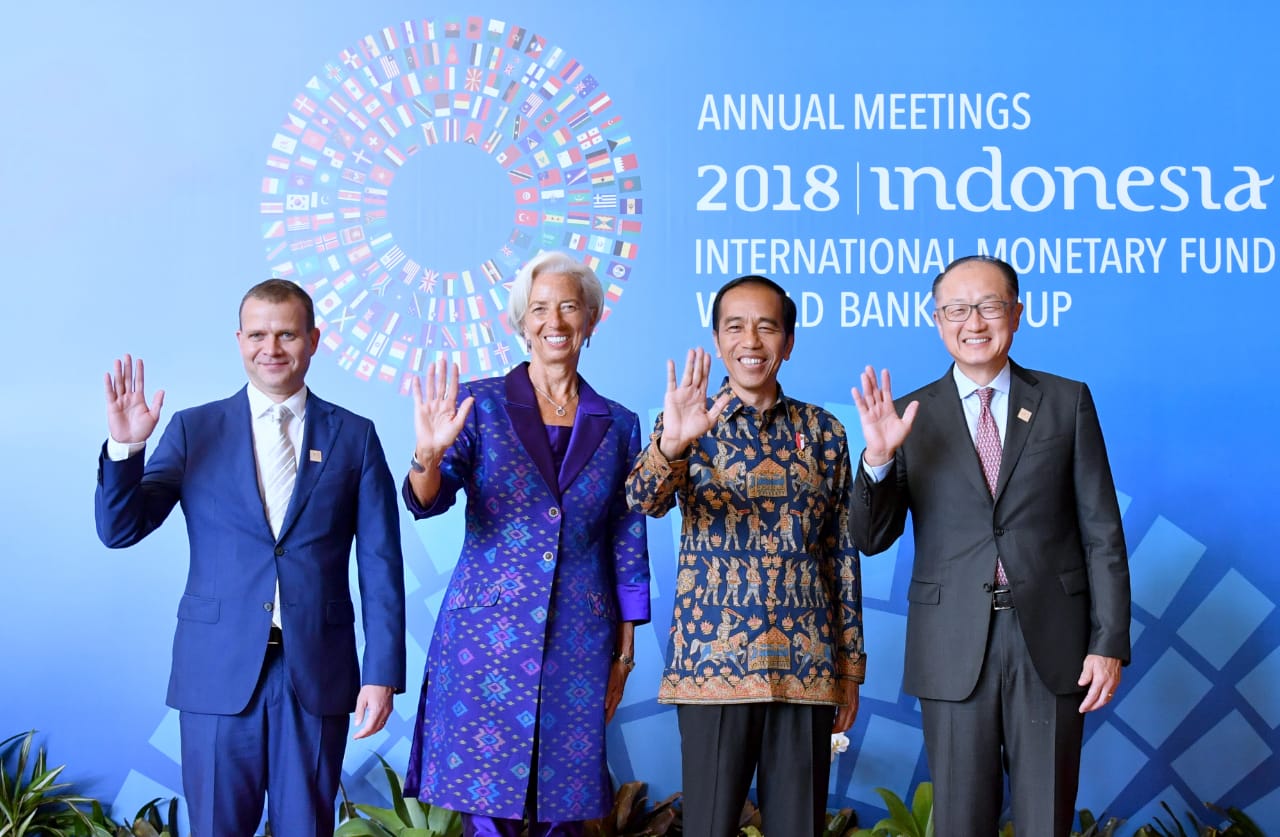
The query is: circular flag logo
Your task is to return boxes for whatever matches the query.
[259,17,643,387]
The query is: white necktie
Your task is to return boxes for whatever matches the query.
[263,403,297,539]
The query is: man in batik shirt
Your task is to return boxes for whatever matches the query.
[626,274,865,837]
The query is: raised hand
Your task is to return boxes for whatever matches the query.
[104,354,165,444]
[850,366,918,467]
[658,348,731,460]
[411,357,474,464]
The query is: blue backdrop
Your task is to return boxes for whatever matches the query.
[3,1,1278,832]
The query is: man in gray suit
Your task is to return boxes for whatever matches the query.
[848,255,1130,837]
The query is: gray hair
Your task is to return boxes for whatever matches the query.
[507,251,605,339]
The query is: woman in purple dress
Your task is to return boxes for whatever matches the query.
[401,252,651,837]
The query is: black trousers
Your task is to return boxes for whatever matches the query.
[920,608,1085,837]
[677,702,836,837]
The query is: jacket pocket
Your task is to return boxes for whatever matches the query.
[177,594,220,623]
[907,579,940,605]
[445,583,501,610]
[1058,567,1088,596]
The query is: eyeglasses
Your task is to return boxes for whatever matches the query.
[937,301,1014,322]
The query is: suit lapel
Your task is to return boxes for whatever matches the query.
[558,378,612,494]
[504,365,561,498]
[994,362,1042,502]
[924,372,992,500]
[277,392,338,541]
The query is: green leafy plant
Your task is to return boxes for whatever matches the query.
[0,730,112,837]
[584,781,680,837]
[1073,807,1125,837]
[1134,800,1266,837]
[822,807,861,837]
[333,755,461,837]
[849,782,933,837]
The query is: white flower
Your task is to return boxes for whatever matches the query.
[830,732,850,762]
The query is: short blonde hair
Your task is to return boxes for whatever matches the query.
[507,251,604,339]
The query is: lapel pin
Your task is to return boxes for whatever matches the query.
[309,450,323,462]
[1017,408,1032,423]
[795,432,806,450]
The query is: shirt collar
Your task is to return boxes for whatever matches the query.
[247,383,308,421]
[715,377,790,422]
[951,362,1012,400]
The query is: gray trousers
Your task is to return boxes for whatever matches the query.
[920,608,1085,837]
[677,702,836,837]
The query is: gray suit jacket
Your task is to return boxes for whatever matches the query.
[849,361,1130,700]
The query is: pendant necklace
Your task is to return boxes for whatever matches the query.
[532,382,577,417]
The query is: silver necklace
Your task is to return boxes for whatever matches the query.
[532,382,577,417]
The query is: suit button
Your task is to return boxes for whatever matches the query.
[274,546,285,556]
[543,551,553,561]
[263,602,274,612]
[548,507,560,519]
[994,528,1005,537]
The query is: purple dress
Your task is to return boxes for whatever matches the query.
[402,364,651,822]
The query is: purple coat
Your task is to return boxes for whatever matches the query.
[403,364,650,821]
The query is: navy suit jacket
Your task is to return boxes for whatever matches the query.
[96,387,406,716]
[849,362,1130,700]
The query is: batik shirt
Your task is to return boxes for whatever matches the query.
[626,381,866,704]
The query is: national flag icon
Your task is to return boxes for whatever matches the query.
[339,226,365,246]
[551,127,571,146]
[370,165,394,186]
[613,241,637,259]
[592,215,614,231]
[576,127,602,150]
[509,165,534,184]
[525,34,545,56]
[566,109,589,129]
[515,209,539,226]
[266,154,291,171]
[262,220,285,238]
[444,19,462,38]
[261,201,284,215]
[355,357,375,381]
[507,26,526,50]
[380,55,401,79]
[565,167,587,185]
[605,283,623,302]
[607,261,631,281]
[271,134,298,155]
[538,168,562,186]
[621,197,642,214]
[301,129,326,151]
[262,177,283,195]
[567,211,590,226]
[587,235,610,254]
[487,18,506,41]
[540,189,565,202]
[613,153,639,173]
[619,219,642,234]
[587,92,611,115]
[590,170,615,187]
[576,75,598,97]
[464,120,483,144]
[533,149,551,169]
[619,176,642,193]
[464,67,482,91]
[559,59,583,84]
[564,232,586,251]
[282,113,307,135]
[593,194,618,209]
[286,194,311,211]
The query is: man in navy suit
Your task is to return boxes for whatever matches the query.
[96,279,406,836]
[848,256,1130,836]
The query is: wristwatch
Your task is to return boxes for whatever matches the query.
[409,455,427,474]
[614,652,636,672]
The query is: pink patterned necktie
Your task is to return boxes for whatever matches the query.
[975,387,1009,586]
